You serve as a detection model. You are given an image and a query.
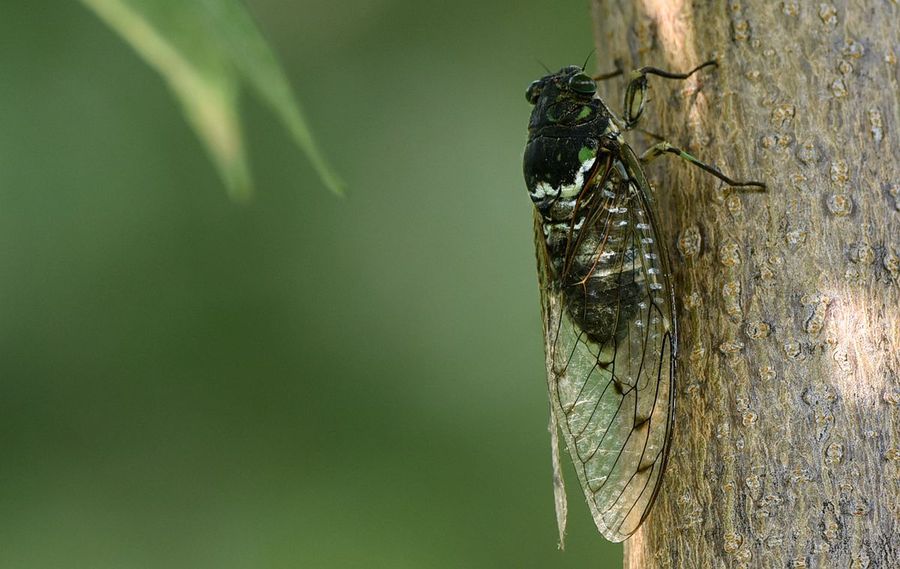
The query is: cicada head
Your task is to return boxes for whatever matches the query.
[525,66,601,130]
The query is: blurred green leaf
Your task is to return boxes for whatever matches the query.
[79,0,344,199]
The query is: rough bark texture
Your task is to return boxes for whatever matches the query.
[590,1,899,567]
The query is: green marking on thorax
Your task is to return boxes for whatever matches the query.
[578,146,597,163]
[577,106,592,120]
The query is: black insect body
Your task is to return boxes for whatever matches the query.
[524,63,763,543]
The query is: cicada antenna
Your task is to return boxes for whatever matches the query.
[581,49,596,71]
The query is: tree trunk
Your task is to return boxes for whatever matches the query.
[589,1,899,567]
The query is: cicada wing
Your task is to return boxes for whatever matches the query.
[548,393,568,549]
[535,183,675,543]
[535,211,569,549]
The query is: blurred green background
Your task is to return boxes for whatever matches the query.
[0,1,622,567]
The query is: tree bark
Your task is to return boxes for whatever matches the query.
[590,1,899,567]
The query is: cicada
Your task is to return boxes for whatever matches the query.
[523,61,763,543]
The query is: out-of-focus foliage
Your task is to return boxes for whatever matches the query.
[0,1,621,567]
[80,0,343,198]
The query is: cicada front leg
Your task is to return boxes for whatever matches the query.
[618,60,718,129]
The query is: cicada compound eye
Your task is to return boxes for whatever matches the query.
[526,80,543,104]
[567,72,597,95]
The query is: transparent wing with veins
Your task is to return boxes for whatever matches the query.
[536,171,675,543]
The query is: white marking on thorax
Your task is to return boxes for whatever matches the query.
[529,157,596,201]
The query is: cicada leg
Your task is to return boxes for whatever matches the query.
[640,141,766,189]
[592,59,764,188]
[591,56,625,81]
[593,67,624,81]
[619,60,718,129]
